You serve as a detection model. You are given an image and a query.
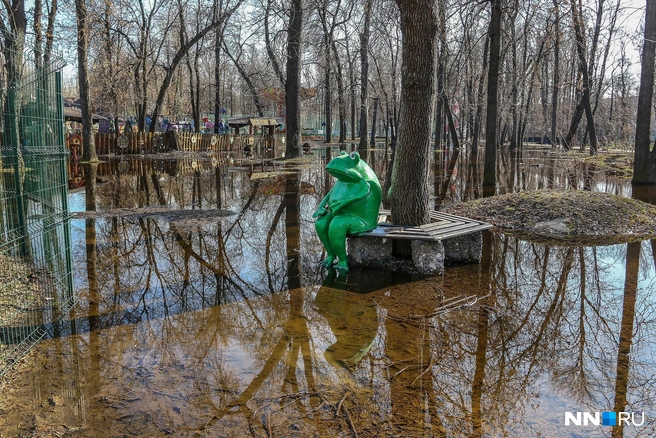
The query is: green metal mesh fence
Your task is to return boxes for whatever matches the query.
[0,37,74,378]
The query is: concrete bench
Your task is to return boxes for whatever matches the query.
[347,210,492,275]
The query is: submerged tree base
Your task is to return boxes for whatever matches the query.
[446,189,656,245]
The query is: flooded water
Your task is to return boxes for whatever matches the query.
[1,146,655,437]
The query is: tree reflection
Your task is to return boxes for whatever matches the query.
[612,241,640,438]
[5,156,656,436]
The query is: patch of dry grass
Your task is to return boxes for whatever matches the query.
[0,256,42,325]
[580,151,634,177]
[446,189,656,243]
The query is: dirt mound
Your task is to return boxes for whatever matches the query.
[445,190,656,244]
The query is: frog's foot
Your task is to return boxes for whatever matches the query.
[321,256,336,268]
[335,260,349,272]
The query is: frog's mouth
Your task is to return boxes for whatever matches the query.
[326,167,361,182]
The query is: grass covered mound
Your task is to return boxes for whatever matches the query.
[445,190,656,243]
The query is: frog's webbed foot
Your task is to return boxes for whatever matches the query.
[321,256,336,268]
[335,260,349,272]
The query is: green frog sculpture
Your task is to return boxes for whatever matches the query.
[313,151,381,271]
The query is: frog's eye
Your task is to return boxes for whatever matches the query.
[349,152,356,159]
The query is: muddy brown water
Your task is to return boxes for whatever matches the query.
[1,147,655,437]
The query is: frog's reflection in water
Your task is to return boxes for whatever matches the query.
[316,268,382,369]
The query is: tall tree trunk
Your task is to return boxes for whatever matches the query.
[324,42,332,143]
[443,92,460,150]
[186,49,201,132]
[331,38,347,143]
[44,0,57,67]
[434,66,444,150]
[369,97,378,148]
[388,0,438,225]
[214,0,224,133]
[565,0,598,154]
[358,0,372,151]
[483,0,502,187]
[550,0,560,146]
[285,0,303,158]
[350,66,356,141]
[541,55,549,142]
[101,0,119,130]
[434,0,447,151]
[520,38,547,146]
[632,0,656,184]
[346,36,356,141]
[76,0,97,161]
[593,0,620,119]
[34,0,43,69]
[471,34,490,155]
[509,5,519,150]
[564,98,584,150]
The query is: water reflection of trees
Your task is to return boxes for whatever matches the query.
[8,155,656,436]
[64,162,650,435]
[345,234,656,436]
[66,162,337,433]
[432,147,633,206]
[477,236,656,435]
[76,161,325,327]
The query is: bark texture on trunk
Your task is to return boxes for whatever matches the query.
[632,0,656,184]
[388,0,438,226]
[285,0,303,158]
[76,0,97,161]
[570,0,598,155]
[550,0,560,146]
[482,0,501,187]
[358,0,372,151]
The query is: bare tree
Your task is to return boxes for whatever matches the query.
[358,0,372,151]
[550,0,560,146]
[482,0,502,187]
[214,0,225,132]
[222,40,266,116]
[387,0,437,225]
[285,0,304,158]
[563,0,597,154]
[149,0,243,132]
[632,0,656,184]
[76,0,97,161]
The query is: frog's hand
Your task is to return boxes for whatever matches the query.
[313,193,332,217]
[313,206,327,218]
[328,199,343,213]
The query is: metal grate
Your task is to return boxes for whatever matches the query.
[0,35,74,378]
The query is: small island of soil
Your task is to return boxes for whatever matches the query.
[445,190,656,245]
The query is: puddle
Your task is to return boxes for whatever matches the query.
[1,148,655,437]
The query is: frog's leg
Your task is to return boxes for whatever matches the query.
[328,214,368,271]
[315,213,336,267]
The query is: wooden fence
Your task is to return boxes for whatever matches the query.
[66,132,284,159]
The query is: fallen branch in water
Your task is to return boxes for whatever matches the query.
[382,294,491,327]
[343,405,359,438]
[410,356,435,386]
[335,391,350,417]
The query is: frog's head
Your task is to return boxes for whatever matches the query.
[326,151,364,182]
